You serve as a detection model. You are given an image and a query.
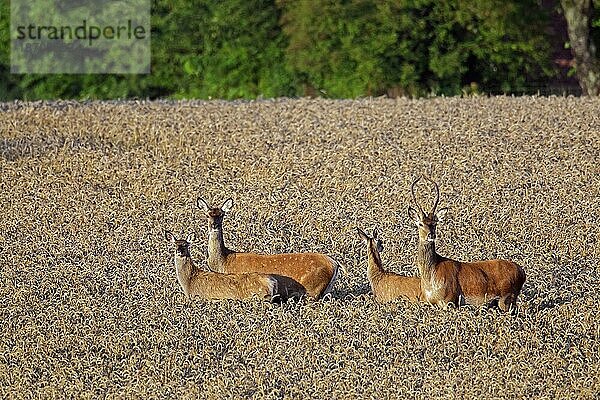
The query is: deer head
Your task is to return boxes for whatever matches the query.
[165,230,197,257]
[357,227,383,253]
[197,198,234,230]
[407,176,448,243]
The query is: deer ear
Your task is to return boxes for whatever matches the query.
[436,207,449,222]
[408,206,421,224]
[221,198,234,213]
[372,228,378,239]
[356,227,369,241]
[164,230,175,242]
[197,198,210,212]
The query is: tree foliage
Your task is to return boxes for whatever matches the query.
[279,0,553,97]
[152,0,295,99]
[0,0,565,100]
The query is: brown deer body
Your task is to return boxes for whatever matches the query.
[197,198,340,299]
[357,227,423,303]
[408,176,526,311]
[165,230,279,301]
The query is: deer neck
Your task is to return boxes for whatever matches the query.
[366,241,384,283]
[416,239,439,281]
[174,253,196,296]
[207,226,229,272]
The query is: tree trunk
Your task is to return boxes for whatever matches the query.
[560,0,600,95]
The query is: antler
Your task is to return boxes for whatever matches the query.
[425,176,440,215]
[413,175,441,216]
[410,176,425,215]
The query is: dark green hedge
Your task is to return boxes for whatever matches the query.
[0,0,564,100]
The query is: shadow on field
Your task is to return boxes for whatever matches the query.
[330,283,575,312]
[516,258,600,312]
[521,285,574,312]
[332,284,372,299]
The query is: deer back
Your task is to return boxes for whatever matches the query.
[221,252,338,298]
[187,270,276,300]
[427,258,525,306]
[455,259,525,304]
[372,273,424,303]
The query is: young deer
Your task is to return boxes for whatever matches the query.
[357,227,423,303]
[407,176,526,311]
[196,198,340,299]
[165,230,278,301]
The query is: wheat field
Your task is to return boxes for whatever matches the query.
[1,97,599,399]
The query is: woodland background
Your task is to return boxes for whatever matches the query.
[1,0,600,100]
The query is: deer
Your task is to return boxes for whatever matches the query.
[357,227,423,303]
[196,197,341,299]
[165,230,304,302]
[407,176,526,312]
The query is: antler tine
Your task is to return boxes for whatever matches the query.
[410,176,425,215]
[425,175,440,215]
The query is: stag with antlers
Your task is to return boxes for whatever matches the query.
[408,176,526,312]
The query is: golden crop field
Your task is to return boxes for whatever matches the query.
[1,97,599,399]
